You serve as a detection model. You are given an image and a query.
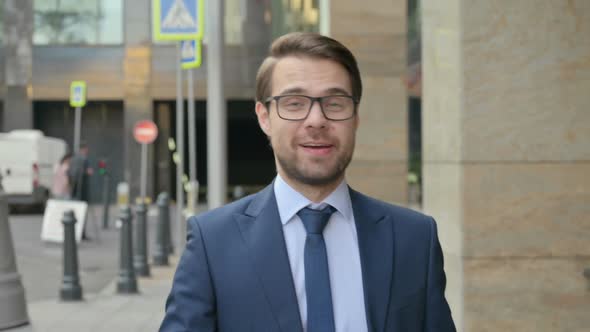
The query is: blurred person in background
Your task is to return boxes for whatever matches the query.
[68,142,93,202]
[51,152,73,200]
[68,142,93,240]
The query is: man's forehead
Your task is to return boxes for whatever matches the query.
[271,56,352,95]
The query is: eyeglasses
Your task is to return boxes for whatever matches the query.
[264,95,358,121]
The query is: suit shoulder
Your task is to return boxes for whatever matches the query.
[188,193,257,231]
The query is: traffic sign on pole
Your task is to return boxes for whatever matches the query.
[133,120,159,145]
[153,0,204,41]
[70,81,86,108]
[181,39,202,69]
[133,120,158,203]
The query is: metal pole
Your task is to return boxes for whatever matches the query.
[133,202,150,277]
[207,0,227,209]
[0,174,29,329]
[153,192,170,266]
[140,143,148,201]
[176,42,186,248]
[117,205,137,294]
[319,0,331,36]
[102,173,110,229]
[60,210,82,301]
[74,106,82,152]
[187,68,198,214]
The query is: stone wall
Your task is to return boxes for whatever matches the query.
[331,0,409,204]
[422,0,590,330]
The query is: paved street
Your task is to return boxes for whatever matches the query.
[7,204,193,331]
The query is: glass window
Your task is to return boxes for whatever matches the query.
[271,0,320,38]
[34,0,123,45]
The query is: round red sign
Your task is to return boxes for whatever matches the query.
[133,120,158,144]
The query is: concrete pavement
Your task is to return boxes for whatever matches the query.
[12,257,177,332]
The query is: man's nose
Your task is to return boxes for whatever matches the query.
[304,100,328,126]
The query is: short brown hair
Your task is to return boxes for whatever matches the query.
[255,32,362,104]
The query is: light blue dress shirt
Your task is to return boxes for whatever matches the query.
[274,175,368,332]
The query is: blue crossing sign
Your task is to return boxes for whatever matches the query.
[180,39,202,69]
[153,0,204,41]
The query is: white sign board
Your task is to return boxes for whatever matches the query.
[41,199,88,243]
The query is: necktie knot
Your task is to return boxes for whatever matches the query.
[297,205,335,235]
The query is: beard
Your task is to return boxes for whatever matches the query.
[274,139,355,187]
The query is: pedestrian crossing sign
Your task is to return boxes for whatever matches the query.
[181,39,202,69]
[70,81,87,108]
[153,0,204,41]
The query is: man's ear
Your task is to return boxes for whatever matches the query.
[255,101,271,136]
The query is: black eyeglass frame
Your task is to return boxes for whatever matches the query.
[264,94,359,121]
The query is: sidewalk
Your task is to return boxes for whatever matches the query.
[12,256,178,332]
[6,203,198,332]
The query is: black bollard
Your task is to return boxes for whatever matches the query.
[117,205,137,294]
[153,193,170,266]
[133,202,150,277]
[102,174,111,229]
[164,193,174,255]
[60,210,83,301]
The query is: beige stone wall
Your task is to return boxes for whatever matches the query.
[423,0,590,330]
[330,0,409,204]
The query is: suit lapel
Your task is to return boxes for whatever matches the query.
[234,185,303,332]
[350,188,395,332]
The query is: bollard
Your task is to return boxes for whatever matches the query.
[162,192,174,255]
[0,174,29,329]
[60,210,83,301]
[102,173,111,229]
[153,192,170,266]
[117,205,137,294]
[133,202,150,277]
[116,182,129,206]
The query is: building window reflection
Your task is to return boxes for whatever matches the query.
[34,0,123,45]
[271,0,320,38]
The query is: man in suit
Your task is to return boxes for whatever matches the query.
[160,32,455,332]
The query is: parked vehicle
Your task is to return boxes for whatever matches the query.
[0,130,67,207]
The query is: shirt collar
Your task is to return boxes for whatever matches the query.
[274,173,353,225]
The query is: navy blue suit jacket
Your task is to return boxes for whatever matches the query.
[160,184,455,331]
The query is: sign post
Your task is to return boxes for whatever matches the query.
[153,0,204,248]
[70,81,87,153]
[133,120,159,201]
[181,39,202,213]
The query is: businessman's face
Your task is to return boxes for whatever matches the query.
[256,55,359,187]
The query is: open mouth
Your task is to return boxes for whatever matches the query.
[300,143,334,156]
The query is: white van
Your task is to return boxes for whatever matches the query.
[0,130,67,206]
